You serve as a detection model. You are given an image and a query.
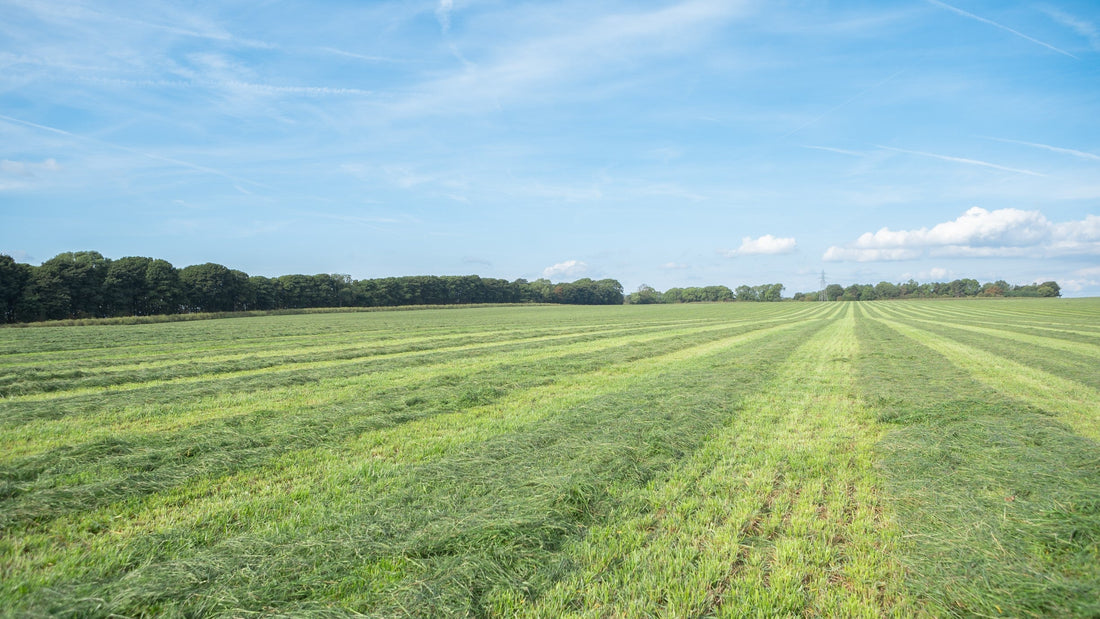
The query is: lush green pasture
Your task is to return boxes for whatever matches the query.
[1,300,1097,617]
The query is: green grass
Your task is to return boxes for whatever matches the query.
[1,300,1098,617]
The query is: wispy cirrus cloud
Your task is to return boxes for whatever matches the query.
[925,0,1077,58]
[0,113,270,190]
[0,158,61,191]
[824,207,1100,262]
[802,145,865,157]
[721,234,797,257]
[877,145,1044,177]
[436,0,455,34]
[982,136,1100,162]
[1040,7,1100,51]
[385,0,750,117]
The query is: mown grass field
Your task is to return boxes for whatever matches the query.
[1,299,1098,617]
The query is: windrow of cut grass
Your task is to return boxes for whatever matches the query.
[517,304,913,617]
[864,302,1100,440]
[856,301,1100,617]
[2,299,1098,617]
[2,304,840,617]
[1,305,829,529]
[0,303,824,398]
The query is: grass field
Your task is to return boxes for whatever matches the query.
[1,299,1098,617]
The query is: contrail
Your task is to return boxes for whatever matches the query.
[878,144,1045,176]
[0,113,272,190]
[927,0,1078,59]
[783,68,907,138]
[982,136,1100,162]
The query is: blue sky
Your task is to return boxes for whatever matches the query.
[2,0,1098,296]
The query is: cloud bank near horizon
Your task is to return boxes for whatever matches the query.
[824,207,1100,262]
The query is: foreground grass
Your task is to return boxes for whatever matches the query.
[859,301,1100,617]
[1,300,1098,616]
[520,304,911,617]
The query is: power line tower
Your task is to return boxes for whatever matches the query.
[819,270,827,302]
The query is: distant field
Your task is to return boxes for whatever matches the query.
[1,300,1098,617]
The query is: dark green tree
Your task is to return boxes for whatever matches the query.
[0,254,31,323]
[179,263,248,312]
[144,259,183,315]
[103,257,154,316]
[37,251,111,318]
[1037,281,1061,297]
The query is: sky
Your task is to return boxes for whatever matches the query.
[1,0,1099,297]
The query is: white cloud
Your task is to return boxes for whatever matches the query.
[436,0,454,34]
[661,262,689,269]
[543,260,588,279]
[824,207,1100,262]
[722,234,797,257]
[1062,265,1100,293]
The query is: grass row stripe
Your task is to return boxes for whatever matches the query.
[1,314,828,615]
[863,304,1100,442]
[517,304,911,617]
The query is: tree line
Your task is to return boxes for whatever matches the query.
[790,279,1061,301]
[0,251,1064,324]
[626,283,785,304]
[0,251,624,324]
[626,278,1061,305]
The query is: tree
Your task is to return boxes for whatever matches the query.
[37,251,111,318]
[735,285,757,302]
[26,251,109,319]
[249,276,278,310]
[103,256,154,316]
[874,281,899,300]
[704,285,734,302]
[761,283,784,302]
[662,287,683,303]
[629,284,660,304]
[899,279,920,297]
[0,254,31,323]
[179,263,247,312]
[1037,281,1061,297]
[145,259,182,315]
[17,266,67,321]
[980,281,1004,297]
[593,279,625,305]
[825,284,844,301]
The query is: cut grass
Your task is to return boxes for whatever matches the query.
[2,306,831,616]
[519,304,913,617]
[1,299,1098,616]
[855,305,1100,617]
